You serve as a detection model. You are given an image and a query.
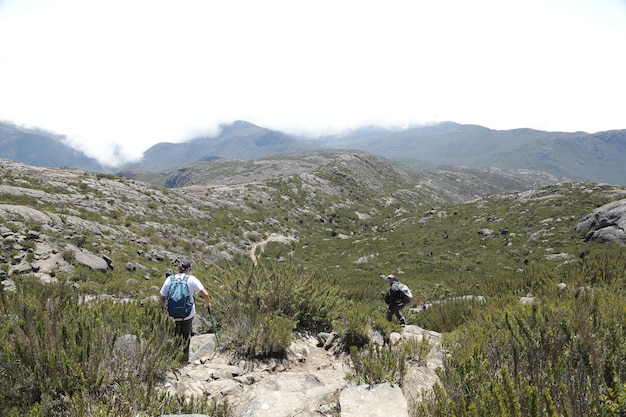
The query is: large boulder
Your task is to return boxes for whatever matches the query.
[575,199,626,246]
[72,248,110,271]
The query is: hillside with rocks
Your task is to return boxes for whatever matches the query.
[0,156,450,415]
[2,155,626,416]
[0,152,577,287]
[0,153,440,284]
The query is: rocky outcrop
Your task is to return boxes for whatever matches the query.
[0,225,113,286]
[575,198,626,246]
[160,325,443,417]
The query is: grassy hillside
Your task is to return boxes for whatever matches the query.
[1,157,625,416]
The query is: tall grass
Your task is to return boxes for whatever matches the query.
[0,276,231,417]
[207,260,340,358]
[416,252,626,417]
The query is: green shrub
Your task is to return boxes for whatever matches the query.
[208,259,340,358]
[348,343,408,386]
[62,249,75,263]
[419,254,626,417]
[413,298,483,333]
[0,278,231,416]
[597,382,626,416]
[334,302,372,349]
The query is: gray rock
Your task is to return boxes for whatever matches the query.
[73,249,109,271]
[576,198,626,246]
[0,204,61,224]
[105,334,140,381]
[26,229,41,240]
[160,330,442,417]
[0,226,13,238]
[2,279,16,292]
[10,262,32,275]
[367,327,385,346]
[340,383,408,417]
[240,390,310,417]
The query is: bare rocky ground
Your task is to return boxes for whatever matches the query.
[160,324,444,417]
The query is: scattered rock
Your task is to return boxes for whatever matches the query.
[159,326,442,416]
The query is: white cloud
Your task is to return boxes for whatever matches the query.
[1,0,625,166]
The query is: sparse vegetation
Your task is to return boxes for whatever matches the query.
[1,157,625,416]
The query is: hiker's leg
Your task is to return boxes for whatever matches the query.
[389,305,403,323]
[386,308,393,322]
[390,304,406,326]
[395,308,406,326]
[179,318,193,362]
[174,320,183,337]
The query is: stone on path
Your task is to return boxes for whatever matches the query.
[339,383,408,417]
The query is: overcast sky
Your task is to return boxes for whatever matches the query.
[1,0,625,166]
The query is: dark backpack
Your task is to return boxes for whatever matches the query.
[167,274,193,319]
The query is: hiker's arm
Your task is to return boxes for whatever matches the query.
[160,295,167,314]
[199,288,211,311]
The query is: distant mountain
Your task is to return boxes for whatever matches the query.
[0,122,106,172]
[317,122,626,185]
[129,120,626,185]
[3,117,625,186]
[126,120,325,171]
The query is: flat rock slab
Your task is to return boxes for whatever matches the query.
[339,383,408,417]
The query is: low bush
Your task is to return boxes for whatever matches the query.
[413,297,485,333]
[348,343,408,386]
[208,260,340,358]
[0,277,231,417]
[334,302,373,349]
[417,253,626,417]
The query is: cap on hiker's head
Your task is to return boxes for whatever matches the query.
[386,274,397,283]
[179,258,192,270]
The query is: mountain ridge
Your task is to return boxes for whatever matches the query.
[0,122,106,172]
[1,119,625,186]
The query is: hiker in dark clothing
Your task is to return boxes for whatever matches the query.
[383,274,411,327]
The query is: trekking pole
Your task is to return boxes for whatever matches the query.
[207,306,220,352]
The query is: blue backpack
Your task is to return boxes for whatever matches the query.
[167,274,193,319]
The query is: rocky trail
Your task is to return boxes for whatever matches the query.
[160,324,444,417]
